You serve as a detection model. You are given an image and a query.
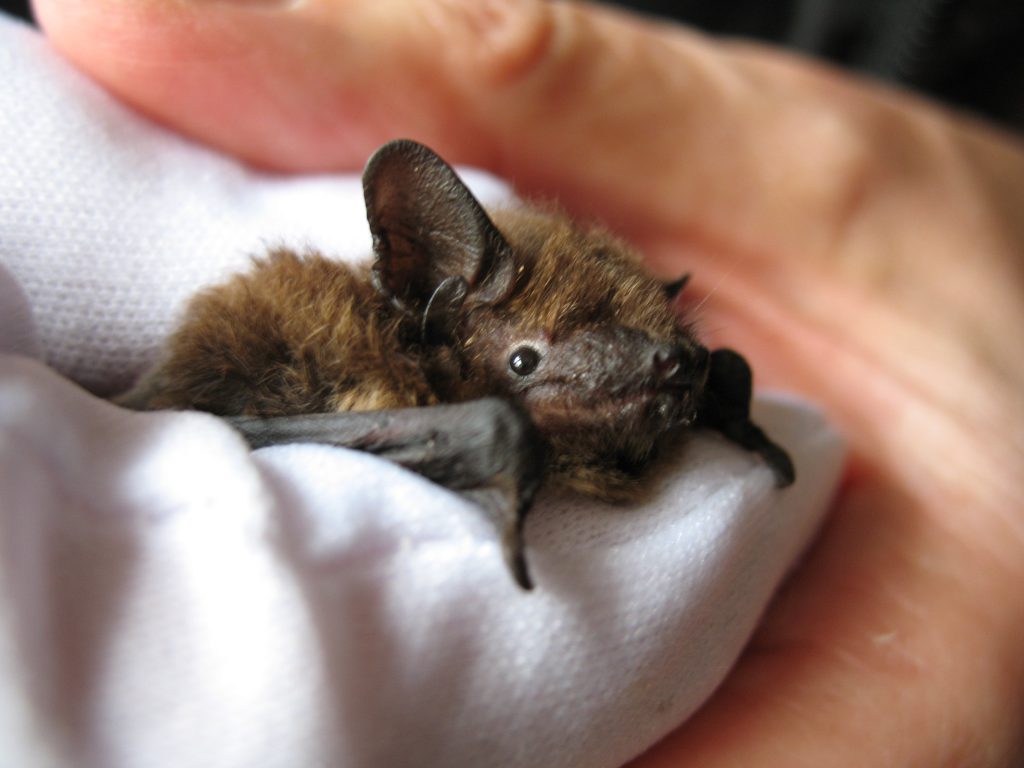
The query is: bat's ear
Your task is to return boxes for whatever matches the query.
[364,139,517,314]
[663,273,690,301]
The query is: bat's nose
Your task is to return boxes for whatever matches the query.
[653,346,681,382]
[653,345,690,387]
[653,344,710,388]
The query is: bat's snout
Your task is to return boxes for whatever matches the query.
[652,343,710,391]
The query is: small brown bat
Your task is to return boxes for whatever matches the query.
[118,139,794,590]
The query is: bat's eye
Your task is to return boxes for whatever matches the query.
[509,346,541,376]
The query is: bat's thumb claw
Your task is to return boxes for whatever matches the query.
[503,519,534,591]
[459,483,536,591]
[772,452,796,488]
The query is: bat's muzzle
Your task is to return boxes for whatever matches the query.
[652,342,710,391]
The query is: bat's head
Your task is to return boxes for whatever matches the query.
[364,139,709,498]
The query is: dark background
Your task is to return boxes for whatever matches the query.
[2,0,1022,133]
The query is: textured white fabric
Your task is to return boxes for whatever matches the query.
[0,14,845,768]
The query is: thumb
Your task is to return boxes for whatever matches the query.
[32,0,864,263]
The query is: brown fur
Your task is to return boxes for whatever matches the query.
[491,207,681,342]
[120,250,435,416]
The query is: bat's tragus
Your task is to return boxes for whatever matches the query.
[116,138,795,591]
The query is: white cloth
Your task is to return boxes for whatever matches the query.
[0,14,845,768]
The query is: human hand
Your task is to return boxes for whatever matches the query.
[32,0,1024,764]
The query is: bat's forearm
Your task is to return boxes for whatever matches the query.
[225,398,544,590]
[226,399,541,488]
[228,408,443,455]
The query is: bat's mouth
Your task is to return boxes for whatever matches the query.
[517,340,709,437]
[650,389,699,427]
[524,384,696,435]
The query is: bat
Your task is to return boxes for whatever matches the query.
[117,139,794,590]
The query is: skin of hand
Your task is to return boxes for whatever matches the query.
[31,0,1024,765]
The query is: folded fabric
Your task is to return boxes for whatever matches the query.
[0,13,845,768]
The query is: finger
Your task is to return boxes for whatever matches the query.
[31,0,871,261]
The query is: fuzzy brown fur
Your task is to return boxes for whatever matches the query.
[120,251,436,416]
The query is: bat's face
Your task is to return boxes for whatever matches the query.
[463,319,709,437]
[364,140,712,497]
[453,320,711,498]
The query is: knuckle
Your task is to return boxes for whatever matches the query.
[438,0,557,88]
